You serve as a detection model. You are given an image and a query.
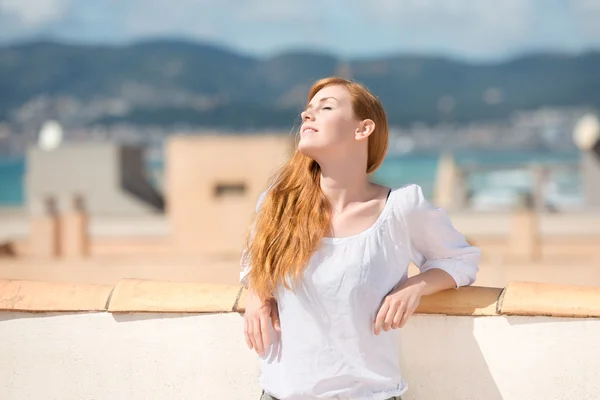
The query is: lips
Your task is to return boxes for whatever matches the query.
[302,126,318,134]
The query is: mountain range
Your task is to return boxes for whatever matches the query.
[1,39,599,129]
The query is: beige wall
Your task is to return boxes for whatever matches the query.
[1,256,599,288]
[6,207,600,264]
[1,279,599,400]
[1,311,598,400]
[26,144,162,216]
[451,211,600,264]
[165,135,293,255]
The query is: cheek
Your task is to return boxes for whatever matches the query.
[299,114,356,153]
[322,117,356,144]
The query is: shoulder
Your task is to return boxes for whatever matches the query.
[388,184,438,229]
[389,184,427,212]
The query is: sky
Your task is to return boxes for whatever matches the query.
[1,0,600,61]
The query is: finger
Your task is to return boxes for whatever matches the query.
[374,302,389,335]
[270,304,281,332]
[383,302,397,332]
[248,318,258,352]
[260,313,271,350]
[253,318,264,355]
[244,318,253,349]
[391,307,404,329]
[399,306,415,328]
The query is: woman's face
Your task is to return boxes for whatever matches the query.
[298,85,365,160]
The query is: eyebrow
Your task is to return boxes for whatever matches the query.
[306,96,338,110]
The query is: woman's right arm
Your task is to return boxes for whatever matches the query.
[240,191,280,356]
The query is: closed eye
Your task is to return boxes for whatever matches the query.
[323,107,332,110]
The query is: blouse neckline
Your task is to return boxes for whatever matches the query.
[321,188,396,245]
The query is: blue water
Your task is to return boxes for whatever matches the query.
[0,150,581,208]
[374,150,581,209]
[0,159,25,206]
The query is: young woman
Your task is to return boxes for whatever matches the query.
[240,77,480,400]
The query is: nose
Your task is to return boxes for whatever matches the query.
[301,109,315,121]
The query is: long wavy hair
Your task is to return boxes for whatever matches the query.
[244,77,389,300]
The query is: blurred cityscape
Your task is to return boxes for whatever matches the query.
[1,40,597,212]
[0,40,597,157]
[1,0,599,278]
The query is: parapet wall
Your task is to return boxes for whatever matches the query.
[1,279,599,400]
[2,278,599,318]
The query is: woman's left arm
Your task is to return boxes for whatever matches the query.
[374,184,481,335]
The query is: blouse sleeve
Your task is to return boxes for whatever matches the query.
[239,190,268,286]
[398,184,480,288]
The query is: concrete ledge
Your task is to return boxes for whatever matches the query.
[0,279,112,312]
[236,286,502,316]
[498,281,600,318]
[416,286,501,316]
[235,287,249,312]
[107,279,240,313]
[1,278,599,318]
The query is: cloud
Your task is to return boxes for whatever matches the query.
[234,1,310,23]
[106,0,330,54]
[344,0,600,59]
[0,0,72,26]
[1,0,600,60]
[571,0,600,40]
[353,0,536,57]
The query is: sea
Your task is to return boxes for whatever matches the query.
[0,149,582,211]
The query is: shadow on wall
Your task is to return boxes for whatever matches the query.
[112,313,503,400]
[119,146,164,212]
[400,316,502,400]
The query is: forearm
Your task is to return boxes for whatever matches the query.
[403,268,457,296]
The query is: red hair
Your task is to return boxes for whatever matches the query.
[244,77,389,300]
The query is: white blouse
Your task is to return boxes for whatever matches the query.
[240,184,480,400]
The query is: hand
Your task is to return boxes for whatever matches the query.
[244,288,281,355]
[374,280,424,335]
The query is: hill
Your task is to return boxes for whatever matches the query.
[1,40,599,128]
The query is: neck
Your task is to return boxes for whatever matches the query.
[318,154,371,211]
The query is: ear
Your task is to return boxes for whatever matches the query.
[355,119,375,141]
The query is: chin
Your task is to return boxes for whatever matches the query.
[298,139,322,160]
